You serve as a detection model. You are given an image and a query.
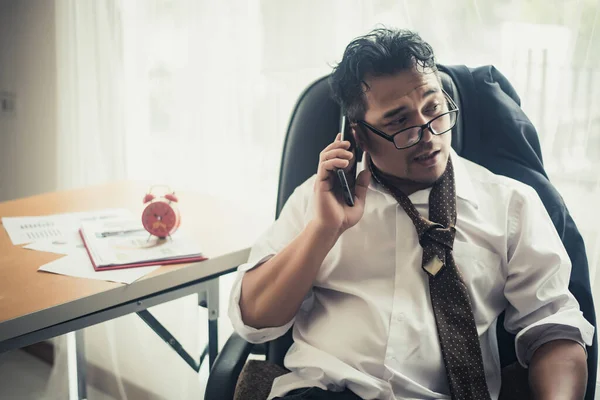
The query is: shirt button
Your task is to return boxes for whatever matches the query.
[395,313,405,321]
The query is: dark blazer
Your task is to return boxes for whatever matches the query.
[440,64,597,400]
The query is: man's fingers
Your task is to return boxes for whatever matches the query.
[320,158,350,173]
[320,138,351,158]
[317,158,350,181]
[320,148,354,162]
[315,135,352,186]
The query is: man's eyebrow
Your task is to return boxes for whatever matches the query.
[381,87,441,120]
[382,105,407,120]
[422,87,440,98]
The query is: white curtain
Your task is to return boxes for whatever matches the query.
[53,0,600,398]
[55,0,126,190]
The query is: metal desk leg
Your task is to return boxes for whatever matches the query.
[208,319,218,368]
[204,278,219,368]
[66,330,87,400]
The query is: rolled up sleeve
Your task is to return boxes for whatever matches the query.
[503,185,594,367]
[227,177,315,344]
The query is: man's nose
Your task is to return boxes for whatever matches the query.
[419,121,434,143]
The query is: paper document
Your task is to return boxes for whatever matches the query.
[80,218,205,270]
[23,232,85,255]
[38,249,160,284]
[2,209,132,246]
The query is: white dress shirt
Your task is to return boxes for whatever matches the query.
[228,150,594,400]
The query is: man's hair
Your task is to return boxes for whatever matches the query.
[330,28,437,122]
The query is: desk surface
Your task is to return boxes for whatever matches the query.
[0,182,262,345]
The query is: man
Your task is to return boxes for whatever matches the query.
[228,28,594,400]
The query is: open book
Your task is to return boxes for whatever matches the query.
[79,218,206,271]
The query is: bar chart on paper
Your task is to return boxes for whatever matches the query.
[13,221,61,242]
[2,217,67,244]
[1,209,132,245]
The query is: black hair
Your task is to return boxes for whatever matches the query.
[330,28,437,122]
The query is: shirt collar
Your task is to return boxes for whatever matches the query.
[450,148,479,208]
[358,148,479,208]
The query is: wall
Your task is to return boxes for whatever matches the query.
[0,0,57,202]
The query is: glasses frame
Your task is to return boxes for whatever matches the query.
[356,89,460,150]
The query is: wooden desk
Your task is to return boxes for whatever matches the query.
[0,182,258,398]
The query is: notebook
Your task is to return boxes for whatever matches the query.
[79,218,206,271]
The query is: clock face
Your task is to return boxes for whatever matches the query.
[141,201,179,238]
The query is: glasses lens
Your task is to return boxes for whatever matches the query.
[393,127,421,149]
[430,111,457,135]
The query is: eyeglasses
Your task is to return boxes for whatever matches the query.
[356,90,459,150]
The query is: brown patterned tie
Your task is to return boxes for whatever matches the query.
[370,156,491,400]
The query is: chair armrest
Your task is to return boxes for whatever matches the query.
[205,332,254,400]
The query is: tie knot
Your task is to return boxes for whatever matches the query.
[419,220,456,249]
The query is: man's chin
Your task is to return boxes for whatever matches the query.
[398,172,442,193]
[413,166,446,184]
[412,176,440,189]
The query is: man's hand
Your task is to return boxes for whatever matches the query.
[240,134,370,330]
[529,339,587,400]
[313,133,371,236]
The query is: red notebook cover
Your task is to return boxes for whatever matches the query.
[79,229,208,272]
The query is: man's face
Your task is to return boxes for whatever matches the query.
[358,69,452,190]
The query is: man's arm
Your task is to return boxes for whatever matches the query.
[502,184,594,397]
[529,339,587,400]
[240,220,340,329]
[239,135,370,330]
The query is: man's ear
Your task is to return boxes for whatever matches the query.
[351,125,368,152]
[351,125,369,163]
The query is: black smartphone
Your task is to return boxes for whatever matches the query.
[336,114,356,207]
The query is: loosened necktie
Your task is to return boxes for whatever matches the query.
[370,156,491,400]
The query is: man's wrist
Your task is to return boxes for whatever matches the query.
[308,219,342,244]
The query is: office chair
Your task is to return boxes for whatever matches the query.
[205,65,597,400]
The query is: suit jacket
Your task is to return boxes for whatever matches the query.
[440,64,597,400]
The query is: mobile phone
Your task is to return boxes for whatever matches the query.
[336,114,355,207]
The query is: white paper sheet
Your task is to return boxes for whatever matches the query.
[23,232,85,255]
[38,249,160,284]
[2,209,132,245]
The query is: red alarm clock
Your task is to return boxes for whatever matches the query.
[141,185,181,239]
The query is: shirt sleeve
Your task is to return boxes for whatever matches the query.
[227,176,316,344]
[503,184,595,367]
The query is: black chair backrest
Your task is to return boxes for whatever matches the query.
[276,76,339,219]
